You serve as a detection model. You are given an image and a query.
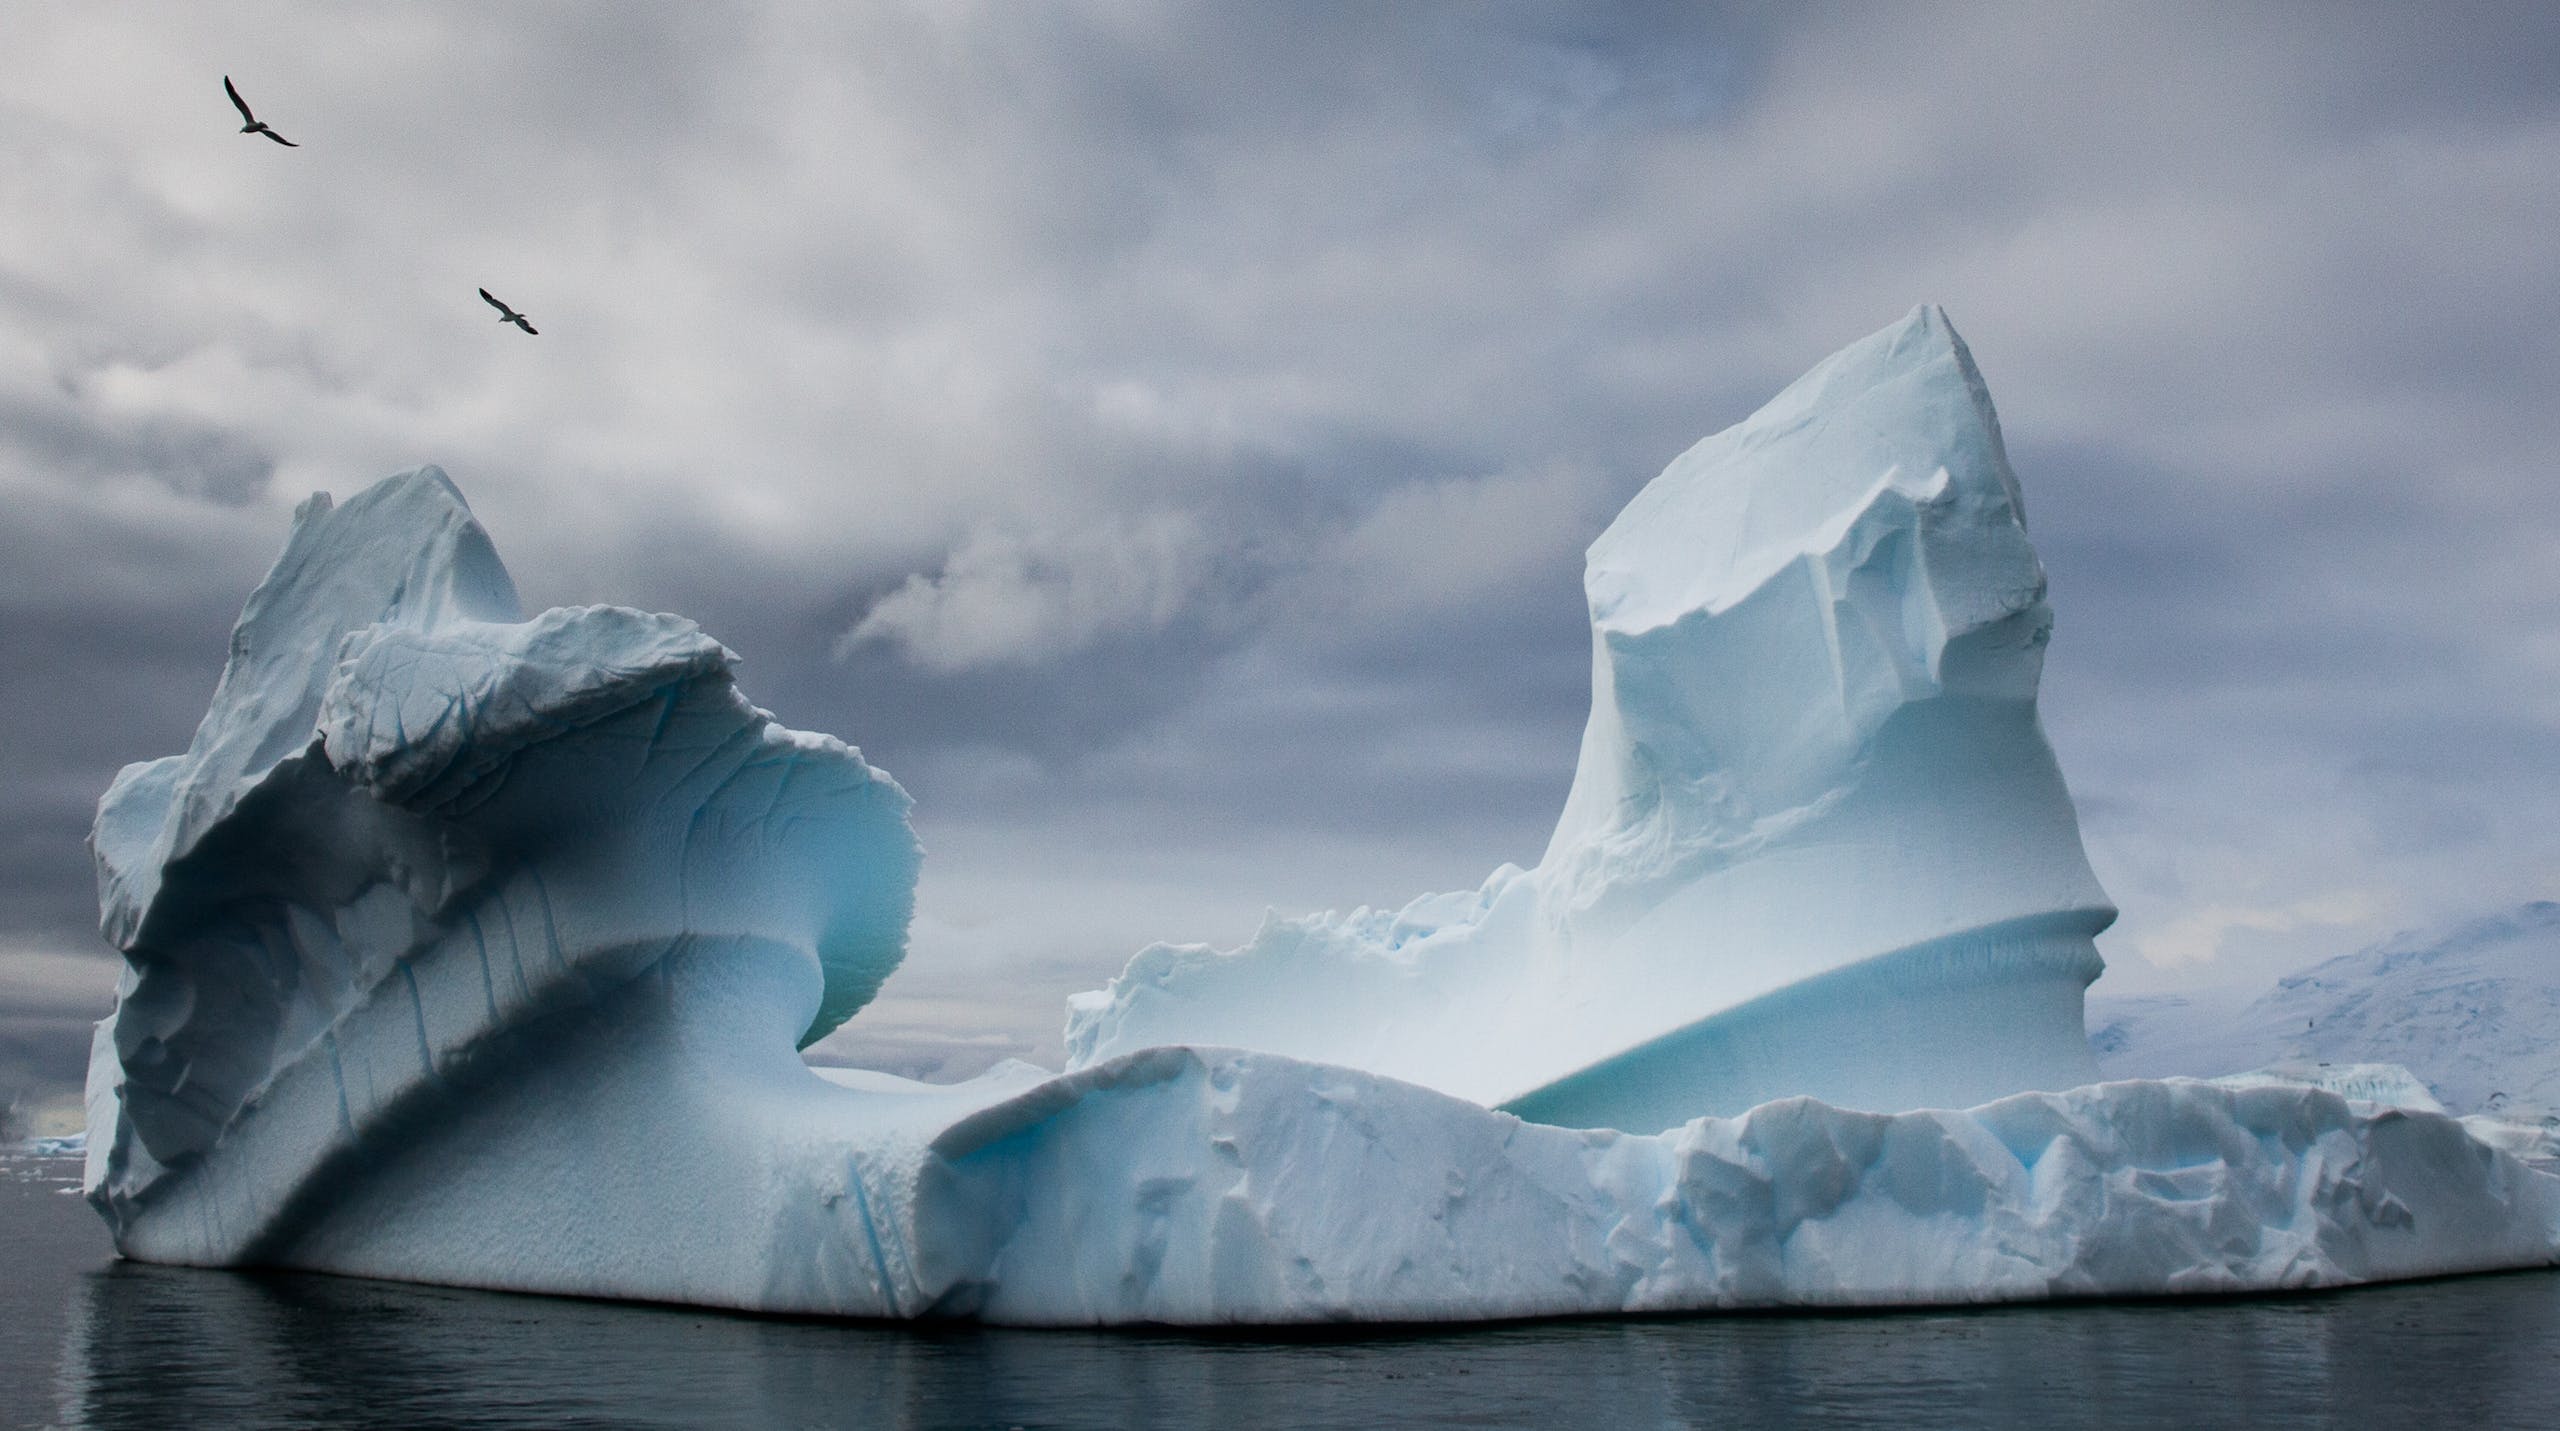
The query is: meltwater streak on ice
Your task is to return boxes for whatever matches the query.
[74,318,2560,1323]
[1066,306,2111,1131]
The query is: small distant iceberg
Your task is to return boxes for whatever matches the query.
[76,312,2560,1323]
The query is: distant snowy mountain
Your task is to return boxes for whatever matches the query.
[2091,901,2560,1116]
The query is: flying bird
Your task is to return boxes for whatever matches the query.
[479,288,539,335]
[223,76,298,146]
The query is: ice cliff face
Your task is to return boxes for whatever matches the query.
[83,469,919,1257]
[1066,307,2113,1130]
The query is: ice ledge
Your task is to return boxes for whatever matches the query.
[319,607,734,806]
[83,469,918,1245]
[917,1055,2560,1323]
[240,1041,2560,1325]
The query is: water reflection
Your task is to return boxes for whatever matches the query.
[49,1254,2560,1430]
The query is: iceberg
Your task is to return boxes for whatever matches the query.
[1067,306,2111,1130]
[79,316,2560,1322]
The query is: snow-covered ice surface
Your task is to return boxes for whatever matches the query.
[79,315,2560,1322]
[2208,1063,2448,1115]
[1067,305,2112,1130]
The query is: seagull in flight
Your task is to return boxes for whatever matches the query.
[223,77,298,147]
[479,288,539,335]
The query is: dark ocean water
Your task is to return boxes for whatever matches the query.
[8,1150,2560,1430]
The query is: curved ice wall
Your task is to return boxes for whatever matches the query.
[1067,307,2114,1129]
[82,469,919,1261]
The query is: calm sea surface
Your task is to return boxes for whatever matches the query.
[7,1149,2560,1430]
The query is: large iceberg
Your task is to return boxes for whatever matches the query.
[1067,307,2110,1130]
[79,315,2560,1322]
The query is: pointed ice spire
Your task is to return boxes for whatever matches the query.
[97,467,524,949]
[1071,307,2112,1132]
[1585,304,2026,636]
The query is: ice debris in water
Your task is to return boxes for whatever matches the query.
[78,314,2560,1322]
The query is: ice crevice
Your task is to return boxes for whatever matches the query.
[77,311,2560,1322]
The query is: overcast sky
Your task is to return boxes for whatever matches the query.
[4,2,2556,1102]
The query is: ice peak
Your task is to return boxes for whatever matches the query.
[212,466,524,774]
[1586,305,2022,635]
[85,465,918,1239]
[1545,306,2069,873]
[95,468,528,950]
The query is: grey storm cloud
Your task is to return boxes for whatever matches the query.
[3,2,2556,1099]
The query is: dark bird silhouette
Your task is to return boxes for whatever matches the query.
[479,288,539,335]
[224,76,298,146]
